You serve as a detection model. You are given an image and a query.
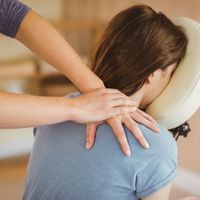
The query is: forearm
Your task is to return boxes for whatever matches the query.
[15,10,104,93]
[0,91,74,128]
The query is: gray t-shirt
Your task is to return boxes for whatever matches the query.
[23,92,178,200]
[0,0,29,37]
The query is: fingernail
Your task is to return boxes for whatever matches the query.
[126,149,132,157]
[86,142,90,150]
[144,141,150,149]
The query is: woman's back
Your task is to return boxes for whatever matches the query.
[23,93,177,200]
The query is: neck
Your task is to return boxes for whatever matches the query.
[129,89,144,109]
[129,86,151,109]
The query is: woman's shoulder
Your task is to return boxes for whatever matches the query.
[126,123,177,159]
[125,124,178,198]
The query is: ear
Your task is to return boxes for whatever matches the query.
[146,69,162,84]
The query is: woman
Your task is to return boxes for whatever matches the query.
[22,4,188,200]
[0,0,160,156]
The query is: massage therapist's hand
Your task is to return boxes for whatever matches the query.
[69,88,137,123]
[86,107,160,156]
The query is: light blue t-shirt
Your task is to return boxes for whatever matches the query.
[23,92,178,200]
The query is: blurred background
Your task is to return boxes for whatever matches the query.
[0,0,200,199]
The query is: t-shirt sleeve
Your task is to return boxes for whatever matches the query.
[135,155,178,198]
[0,0,30,37]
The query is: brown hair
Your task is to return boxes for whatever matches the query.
[90,5,188,96]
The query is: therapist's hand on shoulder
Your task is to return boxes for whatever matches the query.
[86,95,160,157]
[69,88,136,123]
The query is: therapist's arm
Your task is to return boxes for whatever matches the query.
[15,10,104,93]
[0,89,136,128]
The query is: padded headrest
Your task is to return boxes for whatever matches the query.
[146,17,200,129]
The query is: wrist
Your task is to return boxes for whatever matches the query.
[62,97,78,121]
[79,77,105,93]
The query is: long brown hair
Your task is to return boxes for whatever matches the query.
[90,5,188,96]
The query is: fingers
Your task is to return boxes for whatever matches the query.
[113,106,136,116]
[122,116,150,149]
[100,92,130,104]
[101,93,137,119]
[136,108,157,125]
[97,88,125,95]
[96,89,136,108]
[108,118,132,156]
[130,111,160,133]
[111,97,137,107]
[86,123,98,149]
